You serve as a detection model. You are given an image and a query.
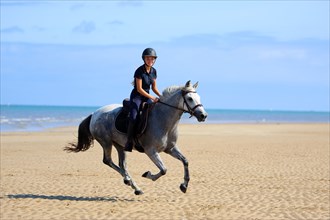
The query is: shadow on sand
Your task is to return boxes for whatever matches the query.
[6,194,136,202]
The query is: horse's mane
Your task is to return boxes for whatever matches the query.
[161,84,196,101]
[162,85,183,98]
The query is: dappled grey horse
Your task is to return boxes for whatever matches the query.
[64,81,207,195]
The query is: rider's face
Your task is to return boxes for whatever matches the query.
[144,56,156,66]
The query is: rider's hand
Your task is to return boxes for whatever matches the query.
[152,97,159,102]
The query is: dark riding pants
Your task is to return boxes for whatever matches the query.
[129,91,149,122]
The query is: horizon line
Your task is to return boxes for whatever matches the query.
[1,103,329,113]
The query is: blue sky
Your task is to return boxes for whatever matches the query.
[1,1,329,111]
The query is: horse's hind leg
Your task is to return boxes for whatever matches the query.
[114,143,143,195]
[101,140,135,190]
[101,140,122,174]
[165,146,189,193]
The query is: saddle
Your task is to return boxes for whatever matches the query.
[115,98,154,152]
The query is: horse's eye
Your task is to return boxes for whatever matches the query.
[188,97,193,102]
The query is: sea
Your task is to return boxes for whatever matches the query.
[0,104,329,132]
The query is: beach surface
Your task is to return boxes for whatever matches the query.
[1,124,329,220]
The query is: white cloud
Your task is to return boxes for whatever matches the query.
[1,26,24,33]
[72,21,96,34]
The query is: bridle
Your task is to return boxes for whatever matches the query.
[158,90,203,118]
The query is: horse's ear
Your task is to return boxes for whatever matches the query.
[185,80,191,88]
[193,81,199,89]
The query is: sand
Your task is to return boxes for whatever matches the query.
[0,124,329,220]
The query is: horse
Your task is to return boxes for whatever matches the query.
[64,80,207,195]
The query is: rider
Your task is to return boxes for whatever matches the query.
[124,48,161,152]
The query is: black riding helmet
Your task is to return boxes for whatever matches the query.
[142,48,157,60]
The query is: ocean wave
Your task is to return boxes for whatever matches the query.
[0,116,85,132]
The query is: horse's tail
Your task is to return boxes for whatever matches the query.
[64,114,94,153]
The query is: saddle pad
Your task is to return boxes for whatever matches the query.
[114,108,145,153]
[115,109,128,134]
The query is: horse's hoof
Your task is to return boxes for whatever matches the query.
[135,190,144,195]
[142,171,150,178]
[124,179,131,186]
[180,184,187,193]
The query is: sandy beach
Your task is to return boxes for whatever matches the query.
[0,124,329,220]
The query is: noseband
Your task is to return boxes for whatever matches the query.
[158,90,203,117]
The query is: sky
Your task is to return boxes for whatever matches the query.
[1,0,329,111]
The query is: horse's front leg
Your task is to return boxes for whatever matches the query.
[142,150,167,181]
[165,146,189,193]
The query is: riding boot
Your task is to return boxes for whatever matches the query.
[124,121,135,152]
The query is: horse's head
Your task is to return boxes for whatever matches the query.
[182,80,208,122]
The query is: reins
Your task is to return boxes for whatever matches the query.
[157,90,203,118]
[158,100,188,113]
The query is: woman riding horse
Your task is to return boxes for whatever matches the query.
[65,80,207,195]
[125,48,162,152]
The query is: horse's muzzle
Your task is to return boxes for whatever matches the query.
[195,110,208,122]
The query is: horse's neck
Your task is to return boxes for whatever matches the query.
[152,91,184,132]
